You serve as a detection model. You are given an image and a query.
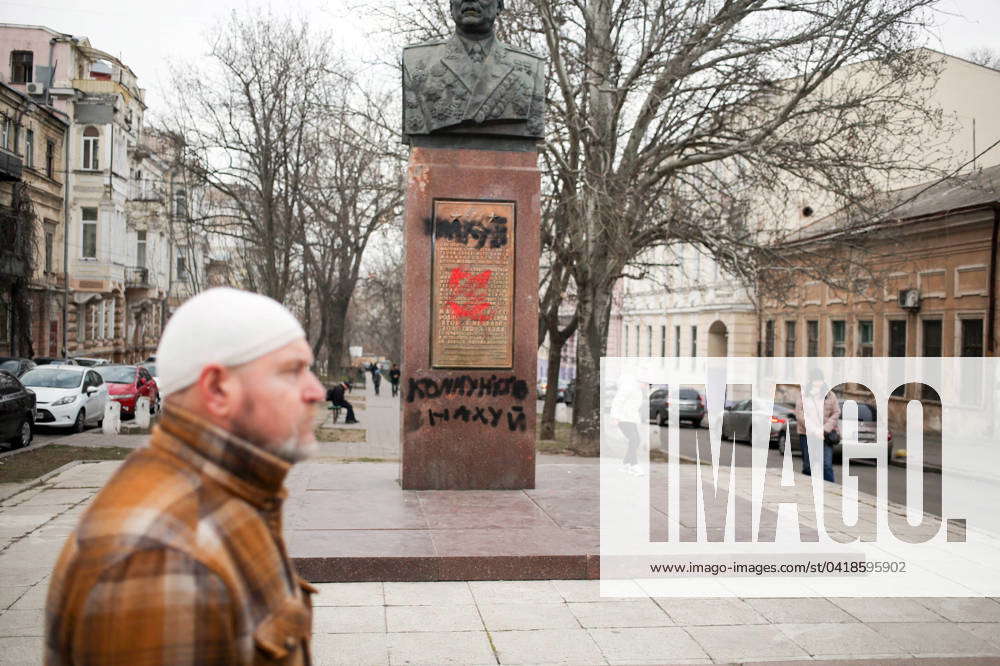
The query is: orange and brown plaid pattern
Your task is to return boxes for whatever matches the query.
[45,404,316,665]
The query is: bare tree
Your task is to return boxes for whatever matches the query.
[346,235,405,366]
[165,11,334,302]
[381,0,945,451]
[298,86,404,375]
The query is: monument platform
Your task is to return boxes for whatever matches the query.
[285,458,600,582]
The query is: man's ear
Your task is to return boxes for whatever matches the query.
[198,364,237,418]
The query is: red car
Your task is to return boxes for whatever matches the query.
[96,365,159,416]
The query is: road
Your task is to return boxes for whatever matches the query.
[653,422,943,516]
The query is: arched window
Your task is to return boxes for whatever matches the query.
[174,188,188,218]
[82,126,99,170]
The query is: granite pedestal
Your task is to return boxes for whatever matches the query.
[400,142,540,490]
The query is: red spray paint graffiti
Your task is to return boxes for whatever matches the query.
[445,267,493,321]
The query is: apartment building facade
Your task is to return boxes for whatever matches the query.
[0,80,68,358]
[612,50,1000,361]
[0,24,217,362]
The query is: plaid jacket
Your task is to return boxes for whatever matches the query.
[45,404,316,665]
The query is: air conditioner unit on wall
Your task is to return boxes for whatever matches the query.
[25,82,46,96]
[898,288,921,311]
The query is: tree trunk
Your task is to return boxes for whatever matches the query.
[324,297,352,381]
[539,335,564,440]
[570,278,613,456]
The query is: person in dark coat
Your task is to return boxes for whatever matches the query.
[388,363,401,397]
[327,382,358,423]
[367,362,382,395]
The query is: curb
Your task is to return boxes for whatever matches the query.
[888,458,942,474]
[0,459,84,503]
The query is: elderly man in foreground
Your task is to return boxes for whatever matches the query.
[45,288,325,665]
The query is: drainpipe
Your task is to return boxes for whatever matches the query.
[62,119,71,357]
[988,204,999,355]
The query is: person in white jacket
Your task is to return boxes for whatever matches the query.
[794,367,840,482]
[610,370,645,475]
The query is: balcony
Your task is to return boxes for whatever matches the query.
[129,178,163,202]
[125,266,151,288]
[0,150,23,181]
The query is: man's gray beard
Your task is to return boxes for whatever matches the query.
[230,395,317,463]
[272,436,318,464]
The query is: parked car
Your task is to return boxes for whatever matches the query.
[537,381,548,400]
[0,357,36,378]
[20,365,108,432]
[33,357,77,366]
[139,361,160,388]
[0,370,36,449]
[563,380,576,406]
[832,400,893,462]
[722,400,796,449]
[649,386,706,427]
[72,357,111,367]
[97,365,160,416]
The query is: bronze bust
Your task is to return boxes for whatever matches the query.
[402,0,545,144]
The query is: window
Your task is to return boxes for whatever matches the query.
[97,301,106,339]
[674,325,680,357]
[1,115,9,150]
[785,321,797,356]
[10,51,33,84]
[82,126,100,170]
[858,320,873,357]
[646,325,652,356]
[888,320,906,356]
[764,320,774,357]
[174,188,188,217]
[108,299,115,340]
[831,320,846,356]
[77,305,85,342]
[691,325,698,357]
[24,129,33,167]
[622,323,629,356]
[660,325,666,357]
[806,320,819,357]
[136,230,147,268]
[45,139,54,178]
[177,253,188,279]
[961,318,984,357]
[922,319,942,401]
[44,229,54,272]
[0,299,9,344]
[82,207,98,258]
[922,319,942,357]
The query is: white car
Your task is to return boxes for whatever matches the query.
[19,365,108,431]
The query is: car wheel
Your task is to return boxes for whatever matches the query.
[657,410,668,427]
[73,410,86,433]
[774,432,786,453]
[11,418,32,449]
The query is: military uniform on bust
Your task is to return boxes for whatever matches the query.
[402,33,544,142]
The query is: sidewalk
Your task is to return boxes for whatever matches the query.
[2,381,999,664]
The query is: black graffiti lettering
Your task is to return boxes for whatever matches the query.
[472,406,489,425]
[406,376,530,403]
[512,380,529,401]
[507,405,526,432]
[406,378,424,403]
[488,407,503,427]
[453,405,471,422]
[427,214,509,249]
[428,408,450,427]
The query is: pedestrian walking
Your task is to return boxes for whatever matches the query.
[368,362,382,395]
[388,363,401,397]
[794,367,840,482]
[45,288,324,664]
[328,381,358,423]
[610,369,645,475]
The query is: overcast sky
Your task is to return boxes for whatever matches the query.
[3,0,998,115]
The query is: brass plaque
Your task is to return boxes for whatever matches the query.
[431,199,515,368]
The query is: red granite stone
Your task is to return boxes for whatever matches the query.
[400,146,541,489]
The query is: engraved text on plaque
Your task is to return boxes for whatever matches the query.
[431,199,515,368]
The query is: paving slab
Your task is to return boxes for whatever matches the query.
[746,597,857,624]
[312,605,386,634]
[469,580,565,605]
[567,599,674,628]
[385,604,484,632]
[311,582,384,607]
[387,630,496,665]
[776,622,909,657]
[311,633,389,666]
[478,602,579,631]
[587,626,710,663]
[685,624,811,662]
[830,596,944,622]
[654,597,768,625]
[0,637,45,666]
[490,628,606,665]
[914,597,1000,622]
[384,581,475,606]
[869,621,998,656]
